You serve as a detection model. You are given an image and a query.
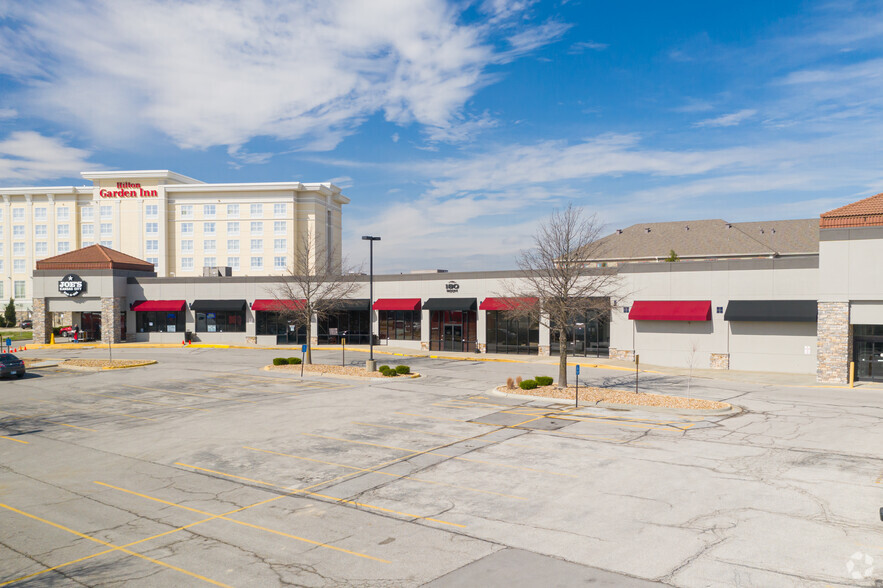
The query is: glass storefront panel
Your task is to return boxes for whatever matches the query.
[318,310,370,344]
[136,311,185,333]
[853,324,883,382]
[379,310,421,341]
[255,311,306,344]
[485,310,538,354]
[550,307,610,357]
[429,310,476,352]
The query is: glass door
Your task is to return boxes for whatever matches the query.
[855,339,883,381]
[444,324,462,351]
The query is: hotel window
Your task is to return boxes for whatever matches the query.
[34,207,47,221]
[204,239,216,252]
[100,223,113,235]
[180,205,193,217]
[204,204,216,218]
[81,224,94,237]
[81,206,94,221]
[227,239,239,252]
[0,282,3,298]
[274,256,286,270]
[146,222,158,233]
[227,204,239,218]
[57,224,69,237]
[12,208,24,220]
[146,257,158,266]
[181,240,194,253]
[250,203,262,218]
[82,241,95,247]
[250,256,263,270]
[146,240,159,252]
[0,260,4,272]
[145,204,158,217]
[100,240,113,248]
[13,242,25,256]
[13,259,25,273]
[274,221,286,234]
[274,203,286,217]
[204,222,216,234]
[35,242,48,256]
[57,241,70,253]
[57,207,70,221]
[204,256,216,267]
[14,281,25,298]
[100,205,112,219]
[181,223,194,234]
[35,225,47,238]
[181,257,194,271]
[250,221,263,235]
[0,226,3,238]
[274,238,286,251]
[227,257,240,270]
[227,221,240,235]
[250,239,262,252]
[13,225,25,238]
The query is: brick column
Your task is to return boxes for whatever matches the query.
[817,302,851,384]
[32,298,51,344]
[101,296,125,344]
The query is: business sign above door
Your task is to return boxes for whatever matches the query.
[446,281,460,293]
[58,274,86,297]
[99,182,158,198]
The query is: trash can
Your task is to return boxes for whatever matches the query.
[185,331,193,343]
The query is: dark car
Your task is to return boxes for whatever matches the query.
[0,353,25,379]
[20,320,33,329]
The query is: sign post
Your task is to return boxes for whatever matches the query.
[301,344,307,377]
[341,337,346,367]
[5,337,11,352]
[575,364,580,408]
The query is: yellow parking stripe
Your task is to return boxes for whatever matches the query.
[0,436,28,444]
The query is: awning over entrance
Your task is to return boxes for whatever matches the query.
[479,297,539,311]
[372,298,421,311]
[130,300,186,312]
[251,299,306,312]
[331,299,370,311]
[629,300,711,321]
[191,299,247,312]
[724,300,817,322]
[423,298,477,311]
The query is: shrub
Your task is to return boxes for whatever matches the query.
[273,357,287,366]
[383,369,398,377]
[516,376,522,385]
[379,365,390,372]
[288,357,302,365]
[395,365,410,374]
[519,379,538,390]
[506,377,515,389]
[535,376,553,386]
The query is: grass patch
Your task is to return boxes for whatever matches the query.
[0,331,32,341]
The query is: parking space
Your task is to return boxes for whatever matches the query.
[1,347,881,586]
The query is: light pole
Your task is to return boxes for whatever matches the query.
[362,235,381,371]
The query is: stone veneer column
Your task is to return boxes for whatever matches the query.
[710,353,730,369]
[609,348,635,361]
[101,296,125,344]
[817,302,851,384]
[32,298,51,344]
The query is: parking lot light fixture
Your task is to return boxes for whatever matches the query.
[362,236,381,370]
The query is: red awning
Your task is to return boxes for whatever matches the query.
[131,300,186,312]
[479,297,539,311]
[372,298,421,311]
[251,299,306,312]
[628,300,711,321]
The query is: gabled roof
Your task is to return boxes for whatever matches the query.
[820,192,883,228]
[35,245,155,272]
[580,218,818,262]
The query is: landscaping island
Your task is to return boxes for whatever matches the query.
[267,358,418,379]
[498,381,731,411]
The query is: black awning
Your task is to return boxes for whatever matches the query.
[190,299,247,312]
[724,300,817,322]
[423,298,477,311]
[331,299,370,311]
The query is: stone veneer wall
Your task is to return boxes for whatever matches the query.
[538,345,550,357]
[817,301,851,384]
[32,298,51,344]
[609,348,635,361]
[100,297,125,344]
[710,353,730,370]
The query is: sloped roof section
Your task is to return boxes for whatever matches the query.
[35,244,155,271]
[580,218,818,262]
[820,192,883,228]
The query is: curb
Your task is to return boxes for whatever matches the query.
[59,360,158,372]
[488,387,738,416]
[262,365,421,380]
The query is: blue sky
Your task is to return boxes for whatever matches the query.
[2,0,883,272]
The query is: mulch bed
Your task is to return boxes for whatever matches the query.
[499,383,730,410]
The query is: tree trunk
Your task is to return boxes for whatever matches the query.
[558,327,568,388]
[305,323,313,364]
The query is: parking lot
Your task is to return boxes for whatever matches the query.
[1,347,881,587]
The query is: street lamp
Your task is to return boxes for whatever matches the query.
[362,235,381,371]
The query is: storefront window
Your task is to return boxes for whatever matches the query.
[255,311,306,343]
[429,310,477,352]
[195,310,245,332]
[550,307,610,357]
[136,311,185,333]
[486,311,539,354]
[378,310,421,341]
[318,310,370,344]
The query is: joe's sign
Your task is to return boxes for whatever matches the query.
[58,274,86,297]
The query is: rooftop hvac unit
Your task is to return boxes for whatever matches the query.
[203,266,232,277]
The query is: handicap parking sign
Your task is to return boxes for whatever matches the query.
[5,338,10,348]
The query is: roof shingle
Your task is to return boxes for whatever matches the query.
[35,244,154,271]
[820,192,883,228]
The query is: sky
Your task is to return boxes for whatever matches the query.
[1,0,883,272]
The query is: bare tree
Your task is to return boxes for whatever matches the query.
[268,231,361,364]
[501,203,622,388]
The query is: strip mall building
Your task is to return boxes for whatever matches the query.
[20,170,883,384]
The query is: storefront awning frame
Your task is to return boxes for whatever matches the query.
[724,300,817,322]
[130,300,186,312]
[372,298,421,311]
[251,299,307,312]
[479,297,539,311]
[628,300,711,321]
[190,299,247,312]
[423,298,478,311]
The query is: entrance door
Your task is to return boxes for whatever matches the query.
[855,339,883,382]
[443,324,462,351]
[81,312,102,341]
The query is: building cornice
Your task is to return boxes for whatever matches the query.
[81,170,203,184]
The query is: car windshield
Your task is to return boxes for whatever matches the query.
[0,354,20,361]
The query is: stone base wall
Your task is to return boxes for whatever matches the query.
[420,341,429,351]
[710,353,730,370]
[310,336,319,346]
[609,348,635,361]
[817,301,851,384]
[100,297,125,344]
[245,336,257,345]
[477,342,486,353]
[538,345,550,357]
[32,298,51,344]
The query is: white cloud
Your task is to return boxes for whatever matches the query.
[391,133,399,143]
[0,108,16,119]
[0,0,562,151]
[568,40,608,53]
[694,109,757,127]
[0,131,96,184]
[327,176,353,189]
